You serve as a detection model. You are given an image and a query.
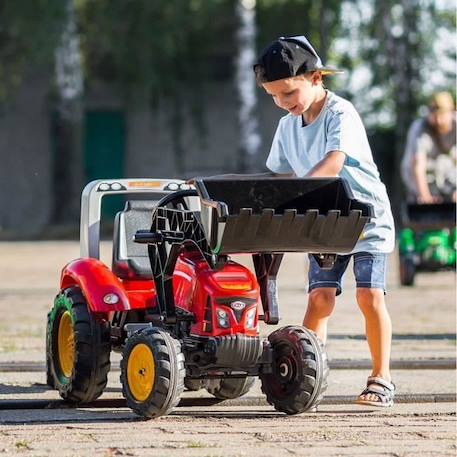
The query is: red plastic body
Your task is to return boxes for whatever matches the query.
[59,254,261,337]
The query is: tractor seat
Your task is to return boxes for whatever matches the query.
[112,199,162,280]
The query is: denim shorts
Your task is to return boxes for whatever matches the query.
[308,252,388,296]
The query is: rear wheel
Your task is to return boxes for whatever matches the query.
[121,327,185,418]
[206,377,255,400]
[260,325,328,414]
[399,255,416,286]
[45,313,55,388]
[47,287,111,402]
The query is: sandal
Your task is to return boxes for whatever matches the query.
[355,376,395,407]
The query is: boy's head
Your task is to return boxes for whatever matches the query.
[427,91,455,135]
[253,35,342,116]
[253,35,342,84]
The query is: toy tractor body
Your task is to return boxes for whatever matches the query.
[399,202,456,286]
[46,177,373,418]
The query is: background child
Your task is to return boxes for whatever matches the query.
[254,35,396,407]
[401,91,456,203]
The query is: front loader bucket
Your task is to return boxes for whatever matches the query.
[193,177,373,255]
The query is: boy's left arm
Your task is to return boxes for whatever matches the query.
[305,151,346,177]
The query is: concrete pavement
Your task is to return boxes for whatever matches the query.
[0,241,455,456]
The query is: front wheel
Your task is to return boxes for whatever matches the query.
[260,325,328,414]
[121,327,185,418]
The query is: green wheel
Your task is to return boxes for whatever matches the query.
[399,255,416,286]
[121,327,185,418]
[47,287,111,402]
[260,325,328,414]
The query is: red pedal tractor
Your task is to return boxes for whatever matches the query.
[46,177,372,418]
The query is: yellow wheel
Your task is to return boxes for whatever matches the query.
[121,328,185,419]
[127,343,155,401]
[58,311,75,377]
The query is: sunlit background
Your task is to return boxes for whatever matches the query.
[0,0,455,237]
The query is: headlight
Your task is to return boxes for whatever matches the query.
[103,293,119,305]
[245,307,256,329]
[216,308,230,328]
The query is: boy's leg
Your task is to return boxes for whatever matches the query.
[303,254,351,343]
[357,288,392,380]
[353,252,394,405]
[303,288,336,343]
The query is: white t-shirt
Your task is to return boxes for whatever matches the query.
[266,90,395,254]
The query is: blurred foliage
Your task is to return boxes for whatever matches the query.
[0,0,66,103]
[257,0,342,63]
[76,0,237,103]
[338,0,456,214]
[76,0,237,171]
[0,0,454,147]
[340,0,455,129]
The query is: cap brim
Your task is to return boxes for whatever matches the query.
[317,67,344,75]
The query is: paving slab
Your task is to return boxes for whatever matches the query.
[0,241,455,456]
[0,404,455,456]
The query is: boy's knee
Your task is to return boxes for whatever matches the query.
[356,288,384,302]
[308,288,336,314]
[356,288,386,313]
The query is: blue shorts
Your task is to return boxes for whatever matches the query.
[308,252,388,296]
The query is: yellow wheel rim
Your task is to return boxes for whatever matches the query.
[127,343,155,402]
[58,311,75,378]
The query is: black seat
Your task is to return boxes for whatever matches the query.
[112,200,162,280]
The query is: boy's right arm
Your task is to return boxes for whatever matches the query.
[412,153,440,203]
[305,151,346,178]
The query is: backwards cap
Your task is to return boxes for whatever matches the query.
[254,35,343,83]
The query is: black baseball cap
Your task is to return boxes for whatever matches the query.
[253,35,343,83]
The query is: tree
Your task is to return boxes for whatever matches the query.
[76,0,237,173]
[0,1,66,105]
[333,0,456,215]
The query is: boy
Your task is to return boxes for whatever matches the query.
[254,35,396,407]
[401,91,456,203]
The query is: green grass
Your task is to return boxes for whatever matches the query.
[15,440,32,450]
[186,441,208,448]
[0,341,18,352]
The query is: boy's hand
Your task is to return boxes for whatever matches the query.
[417,193,442,204]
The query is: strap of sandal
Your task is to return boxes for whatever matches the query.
[367,376,395,394]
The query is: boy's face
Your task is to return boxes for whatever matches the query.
[428,109,454,135]
[262,73,321,116]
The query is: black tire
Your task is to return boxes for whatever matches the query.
[47,287,111,402]
[399,255,415,286]
[184,378,207,391]
[45,313,55,388]
[206,377,255,400]
[260,325,328,414]
[121,327,185,418]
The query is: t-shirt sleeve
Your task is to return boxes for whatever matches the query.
[325,110,365,167]
[404,120,431,159]
[266,120,294,174]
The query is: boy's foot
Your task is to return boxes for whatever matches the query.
[355,376,395,407]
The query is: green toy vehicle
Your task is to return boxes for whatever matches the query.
[399,202,456,286]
